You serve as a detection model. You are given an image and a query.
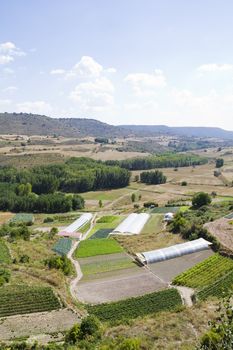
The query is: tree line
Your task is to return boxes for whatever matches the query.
[106,153,208,170]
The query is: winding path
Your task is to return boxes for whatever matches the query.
[67,214,96,301]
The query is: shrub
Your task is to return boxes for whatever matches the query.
[181,181,187,186]
[216,158,224,168]
[43,217,54,223]
[192,192,212,208]
[143,201,158,208]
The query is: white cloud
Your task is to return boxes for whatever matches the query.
[70,77,114,112]
[105,67,117,73]
[0,41,25,57]
[0,42,25,65]
[16,101,52,115]
[0,55,13,65]
[197,63,233,73]
[66,56,103,79]
[2,86,18,93]
[50,69,66,75]
[125,69,166,96]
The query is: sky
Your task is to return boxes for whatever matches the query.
[1,0,233,129]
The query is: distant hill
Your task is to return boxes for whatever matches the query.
[0,113,233,139]
[0,113,128,137]
[120,125,233,139]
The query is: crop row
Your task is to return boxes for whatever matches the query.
[173,254,233,288]
[87,288,182,322]
[196,270,233,301]
[0,240,11,264]
[0,286,61,317]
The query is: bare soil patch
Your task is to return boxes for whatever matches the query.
[205,218,233,251]
[0,308,80,341]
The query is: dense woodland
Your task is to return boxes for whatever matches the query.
[0,157,130,213]
[140,170,167,184]
[106,153,208,170]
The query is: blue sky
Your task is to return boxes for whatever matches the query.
[1,0,233,129]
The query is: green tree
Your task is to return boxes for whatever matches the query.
[192,192,212,208]
[216,158,224,168]
[131,193,136,202]
[99,199,103,208]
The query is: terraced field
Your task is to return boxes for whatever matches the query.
[87,288,182,322]
[0,286,61,317]
[0,240,11,264]
[173,254,233,288]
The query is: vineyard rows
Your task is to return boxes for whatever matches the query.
[87,288,182,322]
[173,254,233,288]
[0,286,61,317]
[196,270,233,300]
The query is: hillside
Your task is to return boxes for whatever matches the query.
[0,113,128,138]
[120,125,233,139]
[0,113,233,139]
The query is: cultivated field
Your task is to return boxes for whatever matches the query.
[204,217,233,251]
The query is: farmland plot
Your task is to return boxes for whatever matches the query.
[75,238,123,258]
[53,238,73,256]
[0,240,11,264]
[87,288,182,322]
[0,286,61,317]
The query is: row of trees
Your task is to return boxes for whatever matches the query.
[0,190,84,213]
[140,170,167,185]
[106,153,208,170]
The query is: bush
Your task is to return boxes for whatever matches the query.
[216,158,224,168]
[45,255,73,275]
[143,201,158,208]
[181,181,187,186]
[0,269,11,286]
[43,217,54,223]
[192,192,212,208]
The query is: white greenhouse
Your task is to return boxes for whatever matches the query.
[58,213,92,238]
[112,213,150,235]
[136,238,212,264]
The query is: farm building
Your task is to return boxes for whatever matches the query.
[112,213,150,235]
[136,238,212,264]
[57,213,92,239]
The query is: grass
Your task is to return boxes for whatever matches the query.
[81,256,134,276]
[141,214,164,234]
[52,238,73,256]
[87,288,182,322]
[82,188,130,201]
[173,254,233,288]
[97,216,117,223]
[114,230,184,255]
[10,213,34,224]
[79,221,91,234]
[0,240,11,264]
[0,285,61,317]
[87,216,123,239]
[75,238,123,258]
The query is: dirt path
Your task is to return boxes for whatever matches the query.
[175,286,194,307]
[67,214,96,301]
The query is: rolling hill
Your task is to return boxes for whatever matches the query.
[0,112,233,139]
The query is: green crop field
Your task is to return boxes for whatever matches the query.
[75,238,123,258]
[150,207,180,214]
[52,238,72,256]
[10,213,34,224]
[0,240,11,264]
[81,256,134,276]
[87,216,123,239]
[0,286,61,317]
[89,228,112,239]
[196,270,233,300]
[97,216,117,223]
[87,288,182,322]
[173,254,233,288]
